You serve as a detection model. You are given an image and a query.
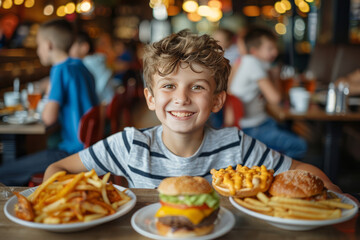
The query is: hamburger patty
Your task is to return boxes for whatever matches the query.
[158,208,219,230]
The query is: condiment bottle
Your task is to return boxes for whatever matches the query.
[326,83,336,113]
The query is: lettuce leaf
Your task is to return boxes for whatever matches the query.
[159,190,220,209]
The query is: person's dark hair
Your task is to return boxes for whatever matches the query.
[213,28,234,46]
[75,31,94,54]
[244,26,277,52]
[143,29,230,94]
[39,19,74,53]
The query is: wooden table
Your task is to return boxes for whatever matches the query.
[267,103,360,183]
[0,121,46,135]
[0,187,359,239]
[0,121,47,164]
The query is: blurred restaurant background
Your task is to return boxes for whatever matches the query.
[0,0,360,191]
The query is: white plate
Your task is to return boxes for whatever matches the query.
[131,203,235,240]
[3,114,38,124]
[230,191,358,231]
[4,185,136,232]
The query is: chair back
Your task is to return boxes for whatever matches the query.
[79,104,106,148]
[106,90,132,134]
[306,44,338,85]
[223,94,244,129]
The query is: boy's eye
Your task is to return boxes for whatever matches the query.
[192,85,205,90]
[163,84,175,89]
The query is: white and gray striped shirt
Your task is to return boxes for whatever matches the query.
[79,126,292,188]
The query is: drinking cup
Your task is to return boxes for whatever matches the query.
[289,87,310,113]
[4,92,20,108]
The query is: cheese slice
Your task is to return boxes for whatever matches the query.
[155,206,214,225]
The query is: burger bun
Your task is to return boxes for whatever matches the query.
[156,221,214,237]
[269,170,324,198]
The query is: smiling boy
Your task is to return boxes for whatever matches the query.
[44,30,343,197]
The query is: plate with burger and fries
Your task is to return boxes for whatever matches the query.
[211,165,358,231]
[4,170,136,232]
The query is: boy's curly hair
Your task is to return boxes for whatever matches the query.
[143,30,230,94]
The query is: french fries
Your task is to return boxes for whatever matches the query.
[234,192,354,220]
[14,170,131,224]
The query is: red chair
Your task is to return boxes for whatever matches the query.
[79,104,106,148]
[79,104,128,187]
[106,90,131,134]
[223,94,244,129]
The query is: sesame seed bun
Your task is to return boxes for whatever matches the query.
[157,176,212,195]
[268,170,324,198]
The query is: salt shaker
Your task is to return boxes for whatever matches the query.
[335,82,349,113]
[326,83,336,113]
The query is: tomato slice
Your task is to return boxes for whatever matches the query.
[160,200,210,210]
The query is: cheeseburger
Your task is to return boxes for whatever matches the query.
[155,176,220,238]
[269,170,327,200]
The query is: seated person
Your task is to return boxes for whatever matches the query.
[42,30,356,207]
[0,19,98,186]
[69,31,115,104]
[229,26,307,160]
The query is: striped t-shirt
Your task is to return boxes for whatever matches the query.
[79,126,292,188]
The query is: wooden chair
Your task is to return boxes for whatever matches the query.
[79,103,106,148]
[223,94,244,129]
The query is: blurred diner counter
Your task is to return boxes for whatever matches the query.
[0,187,359,240]
[266,103,360,184]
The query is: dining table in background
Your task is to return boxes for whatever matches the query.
[0,187,359,240]
[0,120,47,165]
[266,103,360,183]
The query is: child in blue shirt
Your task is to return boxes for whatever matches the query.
[0,19,98,185]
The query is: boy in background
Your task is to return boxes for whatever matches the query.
[229,27,307,160]
[0,19,98,186]
[69,31,114,104]
[43,30,345,201]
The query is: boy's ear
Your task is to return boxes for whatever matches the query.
[47,39,54,51]
[144,88,156,111]
[212,91,226,113]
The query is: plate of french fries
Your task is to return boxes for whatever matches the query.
[4,170,136,232]
[229,191,358,231]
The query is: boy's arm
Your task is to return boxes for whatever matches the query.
[43,153,88,181]
[290,159,341,193]
[41,101,59,126]
[258,77,281,104]
[227,60,241,90]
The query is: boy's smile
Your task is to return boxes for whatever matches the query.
[144,62,225,139]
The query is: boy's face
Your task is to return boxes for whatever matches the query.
[251,37,278,63]
[144,62,225,135]
[69,41,89,59]
[36,32,52,66]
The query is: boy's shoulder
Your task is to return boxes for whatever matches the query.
[204,126,240,144]
[123,125,161,140]
[242,55,262,65]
